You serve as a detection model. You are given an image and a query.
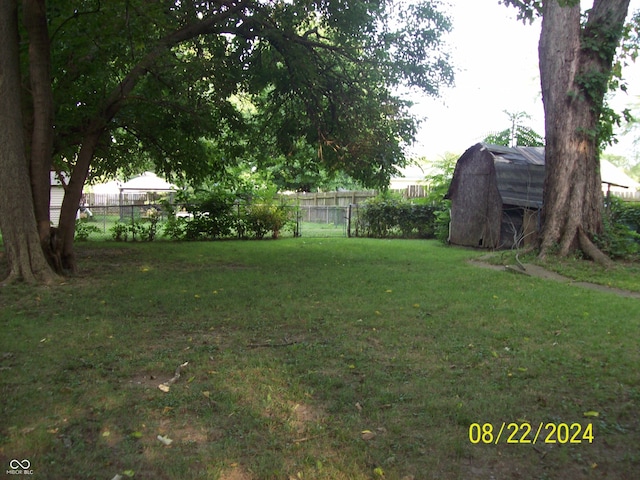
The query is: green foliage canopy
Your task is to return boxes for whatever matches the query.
[42,0,454,189]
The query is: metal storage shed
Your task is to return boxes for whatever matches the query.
[446,143,545,249]
[445,142,638,249]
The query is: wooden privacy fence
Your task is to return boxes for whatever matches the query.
[612,190,640,202]
[281,190,377,207]
[280,186,429,207]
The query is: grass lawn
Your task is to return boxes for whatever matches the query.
[1,239,639,479]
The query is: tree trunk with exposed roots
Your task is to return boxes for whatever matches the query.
[0,0,58,285]
[538,0,629,266]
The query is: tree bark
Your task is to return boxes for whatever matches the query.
[23,0,59,270]
[0,0,58,284]
[538,0,629,265]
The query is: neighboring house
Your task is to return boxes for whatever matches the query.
[118,172,177,199]
[118,172,177,221]
[89,172,176,206]
[389,163,432,198]
[600,159,640,199]
[89,179,123,205]
[445,143,638,249]
[50,171,68,227]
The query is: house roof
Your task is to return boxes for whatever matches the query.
[91,179,123,194]
[119,172,176,193]
[600,159,640,189]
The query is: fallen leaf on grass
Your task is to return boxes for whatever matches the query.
[361,430,376,440]
[583,411,599,417]
[157,435,173,446]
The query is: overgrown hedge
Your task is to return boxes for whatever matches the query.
[354,195,441,239]
[598,197,640,258]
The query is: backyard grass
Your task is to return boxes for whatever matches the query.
[0,238,639,479]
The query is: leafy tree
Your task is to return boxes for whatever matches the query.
[423,152,457,243]
[1,0,454,281]
[502,0,636,264]
[483,111,544,147]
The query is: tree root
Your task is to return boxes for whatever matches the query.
[578,228,614,268]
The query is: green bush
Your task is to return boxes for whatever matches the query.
[110,218,158,242]
[162,216,188,240]
[613,199,640,232]
[186,192,236,240]
[356,193,437,239]
[433,202,451,244]
[596,197,640,259]
[242,204,291,239]
[110,221,130,242]
[74,220,101,241]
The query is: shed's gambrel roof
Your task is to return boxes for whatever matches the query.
[482,143,545,209]
[451,143,637,210]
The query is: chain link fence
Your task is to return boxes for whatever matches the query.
[66,203,352,240]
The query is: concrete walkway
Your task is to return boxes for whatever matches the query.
[470,260,640,299]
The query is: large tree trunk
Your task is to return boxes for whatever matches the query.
[23,0,59,271]
[58,132,101,272]
[0,0,58,284]
[538,0,630,265]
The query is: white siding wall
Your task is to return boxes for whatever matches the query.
[50,186,65,227]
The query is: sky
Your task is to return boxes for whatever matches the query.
[408,0,640,161]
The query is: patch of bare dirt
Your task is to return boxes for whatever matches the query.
[218,464,254,480]
[127,372,168,390]
[470,260,640,299]
[290,402,325,435]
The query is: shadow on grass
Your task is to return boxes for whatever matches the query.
[1,239,639,479]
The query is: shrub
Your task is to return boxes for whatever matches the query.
[162,216,188,240]
[110,218,158,242]
[171,192,237,241]
[596,197,640,259]
[433,202,451,244]
[356,193,437,239]
[74,220,101,241]
[243,204,291,239]
[110,221,130,242]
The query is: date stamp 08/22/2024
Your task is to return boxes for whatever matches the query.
[469,422,595,445]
